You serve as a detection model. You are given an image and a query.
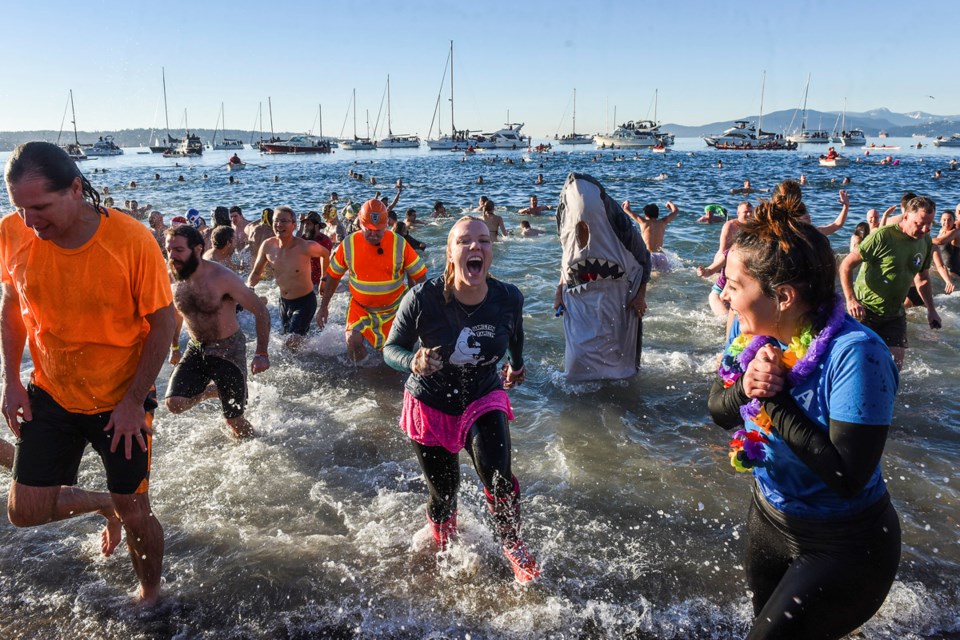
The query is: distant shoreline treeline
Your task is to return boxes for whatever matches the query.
[0,129,303,152]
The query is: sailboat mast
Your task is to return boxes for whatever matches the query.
[572,88,577,135]
[319,104,323,139]
[449,41,456,135]
[801,73,810,131]
[268,97,275,139]
[162,67,170,138]
[387,75,393,136]
[70,89,80,146]
[353,89,358,138]
[758,71,766,135]
[654,89,658,125]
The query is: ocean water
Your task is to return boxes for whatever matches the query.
[0,139,958,639]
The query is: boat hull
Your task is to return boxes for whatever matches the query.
[819,158,850,167]
[262,144,331,154]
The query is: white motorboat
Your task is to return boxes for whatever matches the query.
[84,135,123,156]
[839,129,866,146]
[595,120,661,148]
[487,122,530,149]
[703,121,797,150]
[933,134,960,147]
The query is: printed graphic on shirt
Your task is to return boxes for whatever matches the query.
[449,325,498,367]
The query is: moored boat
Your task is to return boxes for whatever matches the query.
[262,135,332,154]
[839,129,866,146]
[83,135,124,156]
[595,120,661,148]
[933,134,960,147]
[704,121,796,150]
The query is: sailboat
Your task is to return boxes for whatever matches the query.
[148,68,193,154]
[377,75,420,149]
[208,103,244,150]
[339,89,377,151]
[786,75,830,144]
[426,41,473,150]
[557,89,593,145]
[57,90,87,161]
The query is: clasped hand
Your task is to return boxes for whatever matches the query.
[412,346,443,376]
[742,343,786,399]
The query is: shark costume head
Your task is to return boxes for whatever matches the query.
[556,173,651,381]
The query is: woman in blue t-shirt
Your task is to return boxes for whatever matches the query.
[707,195,901,639]
[383,217,538,584]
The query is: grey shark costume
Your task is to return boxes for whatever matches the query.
[556,173,651,381]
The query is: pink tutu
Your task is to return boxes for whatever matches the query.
[400,389,514,453]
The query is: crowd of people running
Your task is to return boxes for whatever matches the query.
[1,141,956,638]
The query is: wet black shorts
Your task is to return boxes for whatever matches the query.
[13,384,156,495]
[905,286,924,307]
[166,330,247,419]
[860,308,908,349]
[280,291,317,335]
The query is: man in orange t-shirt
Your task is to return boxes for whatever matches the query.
[317,199,427,362]
[0,142,175,604]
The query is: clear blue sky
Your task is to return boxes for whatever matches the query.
[3,0,957,137]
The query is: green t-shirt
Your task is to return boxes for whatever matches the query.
[854,223,932,317]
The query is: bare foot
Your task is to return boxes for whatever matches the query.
[138,584,160,606]
[226,417,255,440]
[200,383,219,402]
[100,512,123,557]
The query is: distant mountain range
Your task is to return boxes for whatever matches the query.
[661,107,960,138]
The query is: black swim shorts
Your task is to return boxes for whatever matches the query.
[860,309,908,349]
[280,291,318,335]
[13,384,157,494]
[166,330,248,419]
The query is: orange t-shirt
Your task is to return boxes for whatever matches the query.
[0,209,172,414]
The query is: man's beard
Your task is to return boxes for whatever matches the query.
[170,251,200,281]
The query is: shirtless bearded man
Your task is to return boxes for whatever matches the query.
[164,224,271,438]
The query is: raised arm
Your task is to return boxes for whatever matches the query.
[662,201,681,223]
[817,189,850,236]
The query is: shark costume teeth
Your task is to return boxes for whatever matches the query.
[556,173,652,381]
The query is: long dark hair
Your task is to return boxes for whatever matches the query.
[734,194,837,328]
[4,141,104,214]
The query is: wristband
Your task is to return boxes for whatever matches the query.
[510,365,524,377]
[255,352,269,357]
[171,344,180,351]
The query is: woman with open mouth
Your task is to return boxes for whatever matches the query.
[383,216,540,584]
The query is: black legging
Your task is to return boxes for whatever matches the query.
[746,491,901,640]
[411,410,513,523]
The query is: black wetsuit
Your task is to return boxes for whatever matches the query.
[384,276,524,523]
[708,375,900,640]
